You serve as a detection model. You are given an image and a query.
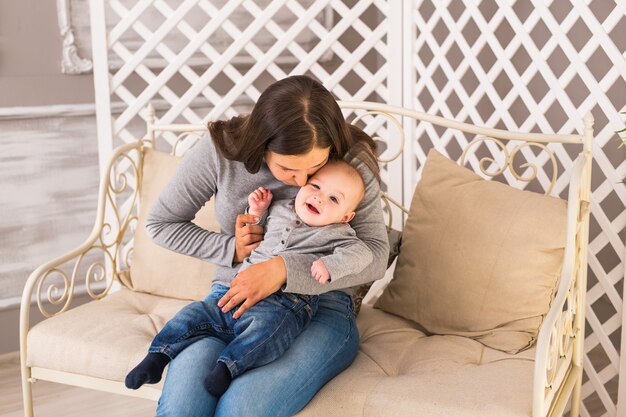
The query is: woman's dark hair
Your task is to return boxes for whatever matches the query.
[208,75,379,177]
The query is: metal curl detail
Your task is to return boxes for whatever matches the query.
[461,137,558,195]
[37,268,73,318]
[109,169,128,194]
[546,325,558,387]
[350,111,404,163]
[172,132,204,157]
[510,143,557,195]
[35,246,117,317]
[85,262,107,299]
[101,151,140,250]
[34,146,143,317]
[543,277,577,396]
[460,136,509,177]
[73,245,116,300]
[100,221,117,249]
[559,309,574,357]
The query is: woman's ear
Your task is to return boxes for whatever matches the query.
[342,211,356,223]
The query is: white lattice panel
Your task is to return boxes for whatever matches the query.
[90,0,402,145]
[89,0,404,230]
[408,1,626,416]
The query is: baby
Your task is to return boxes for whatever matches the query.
[125,160,372,397]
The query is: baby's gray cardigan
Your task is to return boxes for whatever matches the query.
[146,135,389,297]
[239,199,373,282]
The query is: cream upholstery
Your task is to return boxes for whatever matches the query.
[27,288,190,385]
[297,305,535,417]
[129,148,219,301]
[26,293,534,416]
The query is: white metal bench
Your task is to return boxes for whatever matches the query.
[20,101,593,416]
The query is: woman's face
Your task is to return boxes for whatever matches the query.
[265,147,330,187]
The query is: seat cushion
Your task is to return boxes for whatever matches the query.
[27,289,191,383]
[297,305,535,417]
[375,149,567,353]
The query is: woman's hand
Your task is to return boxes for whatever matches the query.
[218,257,287,319]
[233,214,264,263]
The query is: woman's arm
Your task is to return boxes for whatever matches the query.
[146,135,237,268]
[282,155,389,294]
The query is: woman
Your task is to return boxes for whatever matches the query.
[146,75,389,416]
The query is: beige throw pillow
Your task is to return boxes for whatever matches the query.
[128,148,219,301]
[374,149,567,353]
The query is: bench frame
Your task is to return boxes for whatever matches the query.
[20,101,593,417]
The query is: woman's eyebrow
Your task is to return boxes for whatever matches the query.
[277,158,328,170]
[311,158,328,168]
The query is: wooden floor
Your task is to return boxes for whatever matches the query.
[0,353,156,417]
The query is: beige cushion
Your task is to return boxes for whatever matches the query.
[375,149,567,353]
[27,289,190,383]
[129,148,219,301]
[297,305,535,417]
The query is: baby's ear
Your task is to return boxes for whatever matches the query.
[342,211,356,223]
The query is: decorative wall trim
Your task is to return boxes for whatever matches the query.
[0,97,253,120]
[57,0,93,74]
[0,103,103,120]
[0,296,27,311]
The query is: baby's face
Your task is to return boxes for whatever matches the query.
[294,164,362,227]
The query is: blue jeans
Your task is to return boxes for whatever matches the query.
[155,290,358,417]
[150,284,318,378]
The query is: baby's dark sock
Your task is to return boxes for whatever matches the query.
[125,352,170,389]
[204,361,233,398]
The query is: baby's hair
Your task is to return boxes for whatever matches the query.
[319,160,366,210]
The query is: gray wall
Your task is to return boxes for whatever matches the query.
[0,1,100,354]
[0,0,94,106]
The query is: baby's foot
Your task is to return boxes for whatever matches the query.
[125,352,170,389]
[204,361,232,398]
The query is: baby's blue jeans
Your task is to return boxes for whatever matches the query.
[149,284,318,379]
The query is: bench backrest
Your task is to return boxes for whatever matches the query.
[142,101,592,416]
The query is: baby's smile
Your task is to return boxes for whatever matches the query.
[305,202,320,214]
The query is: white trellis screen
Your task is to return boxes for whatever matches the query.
[88,1,625,416]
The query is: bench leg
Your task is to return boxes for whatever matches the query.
[569,374,582,417]
[21,365,34,417]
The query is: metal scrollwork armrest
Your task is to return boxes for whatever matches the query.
[21,140,144,320]
[532,153,590,417]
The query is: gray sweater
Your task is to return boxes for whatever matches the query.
[240,199,373,281]
[146,134,389,296]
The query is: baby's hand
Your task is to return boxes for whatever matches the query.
[248,187,273,214]
[311,259,330,284]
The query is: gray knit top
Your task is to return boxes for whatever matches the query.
[145,134,389,297]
